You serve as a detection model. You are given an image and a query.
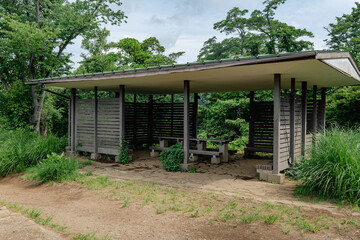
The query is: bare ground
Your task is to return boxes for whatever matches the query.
[0,151,359,240]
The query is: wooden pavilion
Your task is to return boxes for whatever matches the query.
[27,51,360,178]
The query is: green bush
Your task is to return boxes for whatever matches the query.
[159,144,184,172]
[117,138,130,164]
[25,153,82,183]
[0,129,67,176]
[295,127,360,205]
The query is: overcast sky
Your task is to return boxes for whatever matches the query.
[67,0,357,69]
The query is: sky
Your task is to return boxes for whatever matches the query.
[67,0,358,69]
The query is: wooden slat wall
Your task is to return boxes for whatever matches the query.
[306,100,322,133]
[75,98,195,155]
[279,94,302,171]
[252,101,274,149]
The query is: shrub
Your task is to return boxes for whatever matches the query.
[117,138,130,164]
[0,129,67,176]
[25,153,82,183]
[295,127,360,205]
[159,144,184,172]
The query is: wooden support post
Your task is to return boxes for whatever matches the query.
[183,80,190,166]
[290,78,295,163]
[248,91,255,148]
[94,87,98,154]
[71,88,76,153]
[115,92,120,98]
[133,94,137,146]
[193,93,198,138]
[171,94,174,136]
[68,100,71,147]
[148,95,153,146]
[301,82,308,156]
[320,88,326,132]
[312,85,318,134]
[273,74,281,174]
[119,85,125,146]
[91,87,100,160]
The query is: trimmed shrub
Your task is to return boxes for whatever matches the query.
[25,153,82,183]
[295,127,360,205]
[159,144,184,172]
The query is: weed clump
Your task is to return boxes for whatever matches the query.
[159,144,184,172]
[295,127,360,205]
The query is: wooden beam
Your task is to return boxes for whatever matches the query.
[184,80,190,164]
[193,93,198,138]
[301,82,308,156]
[71,88,76,152]
[312,85,318,133]
[290,78,295,163]
[321,88,326,132]
[273,74,281,174]
[248,91,255,147]
[119,85,125,145]
[94,86,98,154]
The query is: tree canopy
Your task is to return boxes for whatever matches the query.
[198,0,314,61]
[325,2,360,64]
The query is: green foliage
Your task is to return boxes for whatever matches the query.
[25,153,84,183]
[198,0,313,60]
[159,144,184,172]
[117,138,130,164]
[326,87,360,126]
[295,127,360,205]
[325,2,360,64]
[0,129,67,176]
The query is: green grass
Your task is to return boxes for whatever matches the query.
[0,129,67,176]
[295,127,360,205]
[24,153,91,183]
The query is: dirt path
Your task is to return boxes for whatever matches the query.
[0,205,66,240]
[0,176,308,240]
[80,152,357,217]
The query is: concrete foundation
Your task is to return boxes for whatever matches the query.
[189,153,198,162]
[179,163,194,172]
[66,151,78,157]
[211,156,221,165]
[91,153,101,161]
[257,169,285,184]
[150,150,159,157]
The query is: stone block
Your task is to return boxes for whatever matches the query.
[179,163,194,172]
[91,153,101,161]
[267,174,285,184]
[150,150,159,157]
[211,156,221,165]
[257,169,272,181]
[66,151,77,157]
[189,153,198,162]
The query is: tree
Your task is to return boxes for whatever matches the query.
[0,0,126,132]
[198,0,314,61]
[76,36,185,74]
[325,2,360,64]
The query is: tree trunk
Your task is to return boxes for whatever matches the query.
[30,85,46,132]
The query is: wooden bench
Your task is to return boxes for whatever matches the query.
[150,136,228,163]
[244,146,273,157]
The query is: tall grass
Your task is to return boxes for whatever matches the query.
[295,127,360,205]
[0,128,67,176]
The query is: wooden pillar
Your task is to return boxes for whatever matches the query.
[115,92,120,98]
[183,80,190,165]
[290,79,295,163]
[193,93,198,138]
[312,85,318,134]
[248,91,255,147]
[119,85,125,146]
[94,86,99,155]
[320,88,326,132]
[133,94,137,146]
[148,95,153,145]
[273,74,281,174]
[301,82,308,156]
[71,88,76,152]
[171,94,174,136]
[68,99,71,147]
